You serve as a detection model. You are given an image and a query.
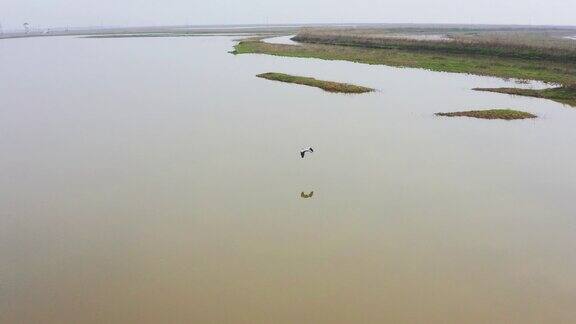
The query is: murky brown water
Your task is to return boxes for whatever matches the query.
[1,36,576,323]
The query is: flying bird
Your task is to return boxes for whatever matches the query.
[300,147,314,158]
[301,191,314,198]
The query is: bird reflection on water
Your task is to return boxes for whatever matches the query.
[300,191,314,199]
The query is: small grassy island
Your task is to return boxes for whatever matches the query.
[473,86,576,107]
[435,109,537,120]
[256,72,374,93]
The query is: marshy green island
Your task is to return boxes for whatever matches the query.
[473,85,576,107]
[257,72,374,93]
[435,109,537,120]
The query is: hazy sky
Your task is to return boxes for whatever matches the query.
[2,0,575,29]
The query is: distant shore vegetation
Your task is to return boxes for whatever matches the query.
[233,27,576,107]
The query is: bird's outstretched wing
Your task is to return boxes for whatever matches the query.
[309,148,314,152]
[300,151,305,158]
[301,191,314,198]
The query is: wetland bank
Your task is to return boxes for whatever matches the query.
[2,26,576,324]
[234,27,576,108]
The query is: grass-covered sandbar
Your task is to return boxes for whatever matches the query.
[473,86,576,107]
[435,109,537,120]
[256,72,374,93]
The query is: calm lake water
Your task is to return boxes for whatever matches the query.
[263,35,300,45]
[1,36,576,323]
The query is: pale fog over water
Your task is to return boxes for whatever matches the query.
[1,36,576,323]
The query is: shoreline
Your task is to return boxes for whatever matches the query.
[233,33,576,107]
